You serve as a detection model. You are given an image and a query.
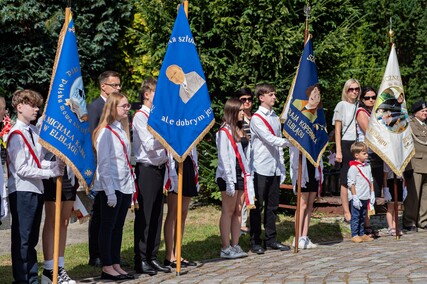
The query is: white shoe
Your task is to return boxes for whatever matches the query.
[305,237,317,249]
[220,246,239,259]
[232,245,248,258]
[292,237,308,249]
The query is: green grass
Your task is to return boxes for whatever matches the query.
[0,205,351,282]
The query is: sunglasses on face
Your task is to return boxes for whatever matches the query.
[348,87,360,92]
[240,97,252,102]
[363,96,377,101]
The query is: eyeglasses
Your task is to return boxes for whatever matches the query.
[348,87,360,93]
[363,96,377,100]
[240,97,252,103]
[104,83,121,89]
[117,103,131,109]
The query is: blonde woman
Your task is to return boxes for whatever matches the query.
[92,92,135,280]
[332,79,361,222]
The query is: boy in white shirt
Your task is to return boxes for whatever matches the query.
[347,142,375,243]
[249,83,290,254]
[7,89,63,283]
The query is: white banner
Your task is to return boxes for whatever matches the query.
[365,44,414,176]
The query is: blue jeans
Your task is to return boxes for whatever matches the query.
[350,199,368,237]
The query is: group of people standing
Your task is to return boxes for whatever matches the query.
[3,72,427,283]
[217,83,321,259]
[87,73,198,281]
[333,78,427,241]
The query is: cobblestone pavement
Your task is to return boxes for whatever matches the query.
[79,229,427,284]
[2,211,427,283]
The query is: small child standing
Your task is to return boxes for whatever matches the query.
[347,142,375,243]
[383,163,405,236]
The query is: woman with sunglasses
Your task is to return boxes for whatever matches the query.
[355,86,383,237]
[332,79,361,223]
[237,88,253,234]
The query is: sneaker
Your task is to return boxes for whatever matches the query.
[232,245,248,258]
[292,237,308,249]
[388,228,402,236]
[351,236,363,243]
[220,246,239,259]
[305,237,318,249]
[41,268,69,284]
[58,267,76,284]
[360,235,374,242]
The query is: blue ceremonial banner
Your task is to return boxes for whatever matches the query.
[148,4,214,162]
[281,37,328,167]
[39,8,96,190]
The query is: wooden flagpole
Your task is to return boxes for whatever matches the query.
[388,19,400,240]
[175,0,188,276]
[393,175,400,240]
[52,4,72,282]
[294,4,311,254]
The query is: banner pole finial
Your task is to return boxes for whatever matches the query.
[303,4,311,43]
[389,17,394,45]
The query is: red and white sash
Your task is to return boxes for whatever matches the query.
[105,125,139,209]
[219,127,255,208]
[6,130,41,177]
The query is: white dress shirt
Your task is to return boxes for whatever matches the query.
[93,121,135,195]
[250,106,289,180]
[132,105,167,166]
[6,119,56,194]
[215,124,251,190]
[347,162,373,200]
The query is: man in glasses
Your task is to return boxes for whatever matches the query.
[87,71,121,267]
[237,88,253,234]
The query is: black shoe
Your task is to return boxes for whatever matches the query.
[88,257,102,267]
[120,273,135,279]
[164,259,177,268]
[181,259,197,267]
[150,259,172,273]
[403,225,418,232]
[100,271,126,281]
[42,268,68,284]
[266,241,291,251]
[250,244,265,254]
[135,261,157,276]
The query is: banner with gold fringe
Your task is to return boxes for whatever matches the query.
[365,44,414,176]
[147,4,214,162]
[39,8,96,191]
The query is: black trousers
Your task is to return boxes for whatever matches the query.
[9,191,44,284]
[134,163,166,262]
[99,191,131,266]
[250,173,280,246]
[88,193,101,260]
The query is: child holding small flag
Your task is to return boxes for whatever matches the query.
[347,142,375,243]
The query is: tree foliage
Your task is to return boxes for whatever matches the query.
[0,0,132,101]
[1,0,426,202]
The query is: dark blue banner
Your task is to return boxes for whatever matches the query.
[281,37,328,166]
[39,11,96,189]
[148,4,214,162]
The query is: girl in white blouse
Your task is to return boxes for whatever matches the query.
[92,92,135,281]
[216,98,254,259]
